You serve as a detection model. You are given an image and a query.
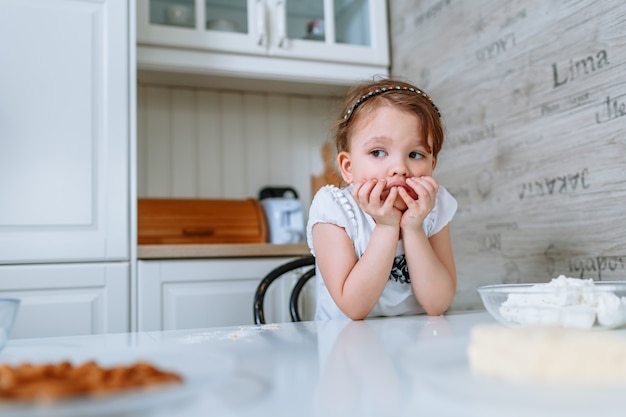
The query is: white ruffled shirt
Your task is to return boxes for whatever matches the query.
[306,184,458,320]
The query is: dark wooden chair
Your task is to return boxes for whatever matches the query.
[253,256,316,325]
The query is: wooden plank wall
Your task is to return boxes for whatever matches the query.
[137,84,339,211]
[390,0,626,310]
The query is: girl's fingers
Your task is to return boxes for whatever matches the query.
[407,177,438,200]
[370,179,386,203]
[350,179,364,196]
[383,186,398,208]
[352,179,373,203]
[412,176,439,193]
[352,179,386,211]
[397,186,416,205]
[401,179,437,214]
[398,187,421,210]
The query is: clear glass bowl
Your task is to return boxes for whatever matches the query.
[477,281,626,330]
[0,298,20,350]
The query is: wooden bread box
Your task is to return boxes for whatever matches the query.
[138,198,267,245]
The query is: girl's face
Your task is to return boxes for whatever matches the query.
[338,105,436,211]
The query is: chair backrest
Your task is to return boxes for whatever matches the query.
[253,256,316,325]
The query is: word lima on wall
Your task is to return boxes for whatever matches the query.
[552,49,608,88]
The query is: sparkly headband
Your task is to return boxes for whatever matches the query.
[343,85,441,120]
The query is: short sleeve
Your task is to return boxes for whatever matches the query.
[424,185,458,237]
[306,186,357,256]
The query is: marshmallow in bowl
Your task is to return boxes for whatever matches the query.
[499,275,626,329]
[596,292,626,328]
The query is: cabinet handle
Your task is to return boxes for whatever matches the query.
[256,0,267,46]
[182,227,215,237]
[275,0,287,48]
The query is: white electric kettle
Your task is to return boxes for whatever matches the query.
[259,187,305,244]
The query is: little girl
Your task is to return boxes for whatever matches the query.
[306,79,458,320]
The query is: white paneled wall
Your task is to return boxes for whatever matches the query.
[137,84,339,211]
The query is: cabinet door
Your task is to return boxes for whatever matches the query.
[0,263,129,339]
[137,0,264,55]
[268,0,389,67]
[137,258,300,331]
[0,0,129,263]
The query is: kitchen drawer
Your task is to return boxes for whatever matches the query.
[137,257,307,330]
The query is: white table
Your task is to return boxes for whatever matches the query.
[1,311,624,417]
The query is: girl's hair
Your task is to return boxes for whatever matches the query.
[333,79,444,162]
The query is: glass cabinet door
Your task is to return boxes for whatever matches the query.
[334,0,370,47]
[149,0,196,28]
[285,0,324,42]
[138,0,261,55]
[148,0,249,33]
[205,0,248,34]
[275,0,385,66]
[284,0,371,46]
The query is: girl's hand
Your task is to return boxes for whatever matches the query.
[352,179,401,227]
[398,176,439,230]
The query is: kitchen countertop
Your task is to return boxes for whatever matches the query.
[4,311,625,416]
[137,243,310,259]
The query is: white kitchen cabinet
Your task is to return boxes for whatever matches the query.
[137,257,310,331]
[0,263,129,339]
[136,0,389,89]
[0,0,130,264]
[0,0,134,339]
